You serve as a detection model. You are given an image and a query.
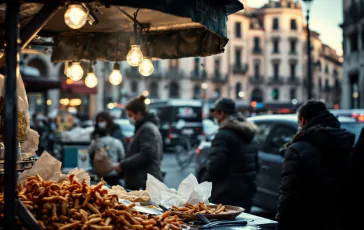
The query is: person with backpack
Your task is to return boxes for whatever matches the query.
[92,111,128,151]
[113,95,163,190]
[89,124,125,186]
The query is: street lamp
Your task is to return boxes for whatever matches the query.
[303,0,314,100]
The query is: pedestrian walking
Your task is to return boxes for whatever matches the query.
[276,100,354,230]
[89,128,125,186]
[92,111,127,151]
[201,98,259,212]
[113,95,163,190]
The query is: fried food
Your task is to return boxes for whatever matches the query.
[171,202,228,215]
[0,174,186,230]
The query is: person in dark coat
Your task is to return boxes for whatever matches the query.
[92,111,127,150]
[201,98,259,212]
[277,100,354,230]
[113,95,163,190]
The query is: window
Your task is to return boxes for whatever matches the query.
[325,64,329,74]
[214,59,221,75]
[318,77,322,89]
[235,49,242,68]
[325,79,329,89]
[350,31,358,52]
[236,82,242,99]
[235,22,241,38]
[273,18,279,30]
[290,39,297,54]
[273,39,279,53]
[169,82,179,98]
[254,62,260,77]
[290,88,296,100]
[273,63,280,79]
[193,85,200,99]
[290,19,297,30]
[290,63,296,79]
[150,82,158,98]
[267,125,297,154]
[131,81,138,93]
[254,37,260,51]
[169,59,179,70]
[194,58,200,76]
[272,88,279,100]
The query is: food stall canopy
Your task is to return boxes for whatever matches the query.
[22,74,61,92]
[0,0,244,62]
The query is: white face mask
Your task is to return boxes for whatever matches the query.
[129,117,136,125]
[98,121,107,129]
[214,118,219,126]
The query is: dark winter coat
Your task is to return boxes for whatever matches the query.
[120,113,163,190]
[277,111,354,230]
[201,113,259,210]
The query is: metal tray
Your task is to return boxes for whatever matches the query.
[171,205,245,222]
[0,159,35,172]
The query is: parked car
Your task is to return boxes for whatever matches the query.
[114,119,135,147]
[195,114,364,212]
[149,99,203,151]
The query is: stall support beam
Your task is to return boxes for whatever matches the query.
[20,3,61,49]
[4,1,20,228]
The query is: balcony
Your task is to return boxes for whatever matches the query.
[190,70,207,81]
[211,72,227,83]
[286,77,300,85]
[252,48,263,55]
[166,68,185,79]
[232,63,248,75]
[289,51,298,55]
[249,76,264,85]
[267,76,284,85]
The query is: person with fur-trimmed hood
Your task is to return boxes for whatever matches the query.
[276,100,354,230]
[201,98,259,212]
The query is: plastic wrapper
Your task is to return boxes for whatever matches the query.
[0,73,35,158]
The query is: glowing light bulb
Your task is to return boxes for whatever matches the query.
[85,71,98,88]
[109,63,122,85]
[64,4,88,29]
[69,62,84,81]
[138,57,154,76]
[127,45,143,67]
[66,66,72,78]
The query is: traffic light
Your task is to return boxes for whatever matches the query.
[271,89,279,100]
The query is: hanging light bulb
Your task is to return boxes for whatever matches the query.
[85,67,98,88]
[66,66,72,78]
[64,4,88,30]
[109,63,122,85]
[69,62,84,81]
[127,45,143,67]
[138,57,154,76]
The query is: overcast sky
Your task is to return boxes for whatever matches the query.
[247,0,343,55]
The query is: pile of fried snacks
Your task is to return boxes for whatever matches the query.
[0,174,186,230]
[172,203,228,215]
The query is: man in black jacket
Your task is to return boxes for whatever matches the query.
[201,98,259,212]
[277,100,354,230]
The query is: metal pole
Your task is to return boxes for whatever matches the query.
[4,1,20,228]
[306,9,313,100]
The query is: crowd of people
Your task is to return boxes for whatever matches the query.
[41,94,363,230]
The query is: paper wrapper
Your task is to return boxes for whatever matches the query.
[18,151,90,185]
[103,185,150,203]
[146,173,212,209]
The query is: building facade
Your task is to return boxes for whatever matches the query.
[341,0,364,108]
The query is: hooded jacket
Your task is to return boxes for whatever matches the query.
[120,113,163,190]
[202,113,259,209]
[277,111,354,230]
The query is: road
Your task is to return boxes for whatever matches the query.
[162,153,196,189]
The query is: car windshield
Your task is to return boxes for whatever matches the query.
[341,122,364,143]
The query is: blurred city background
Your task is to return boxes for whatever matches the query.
[13,0,364,216]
